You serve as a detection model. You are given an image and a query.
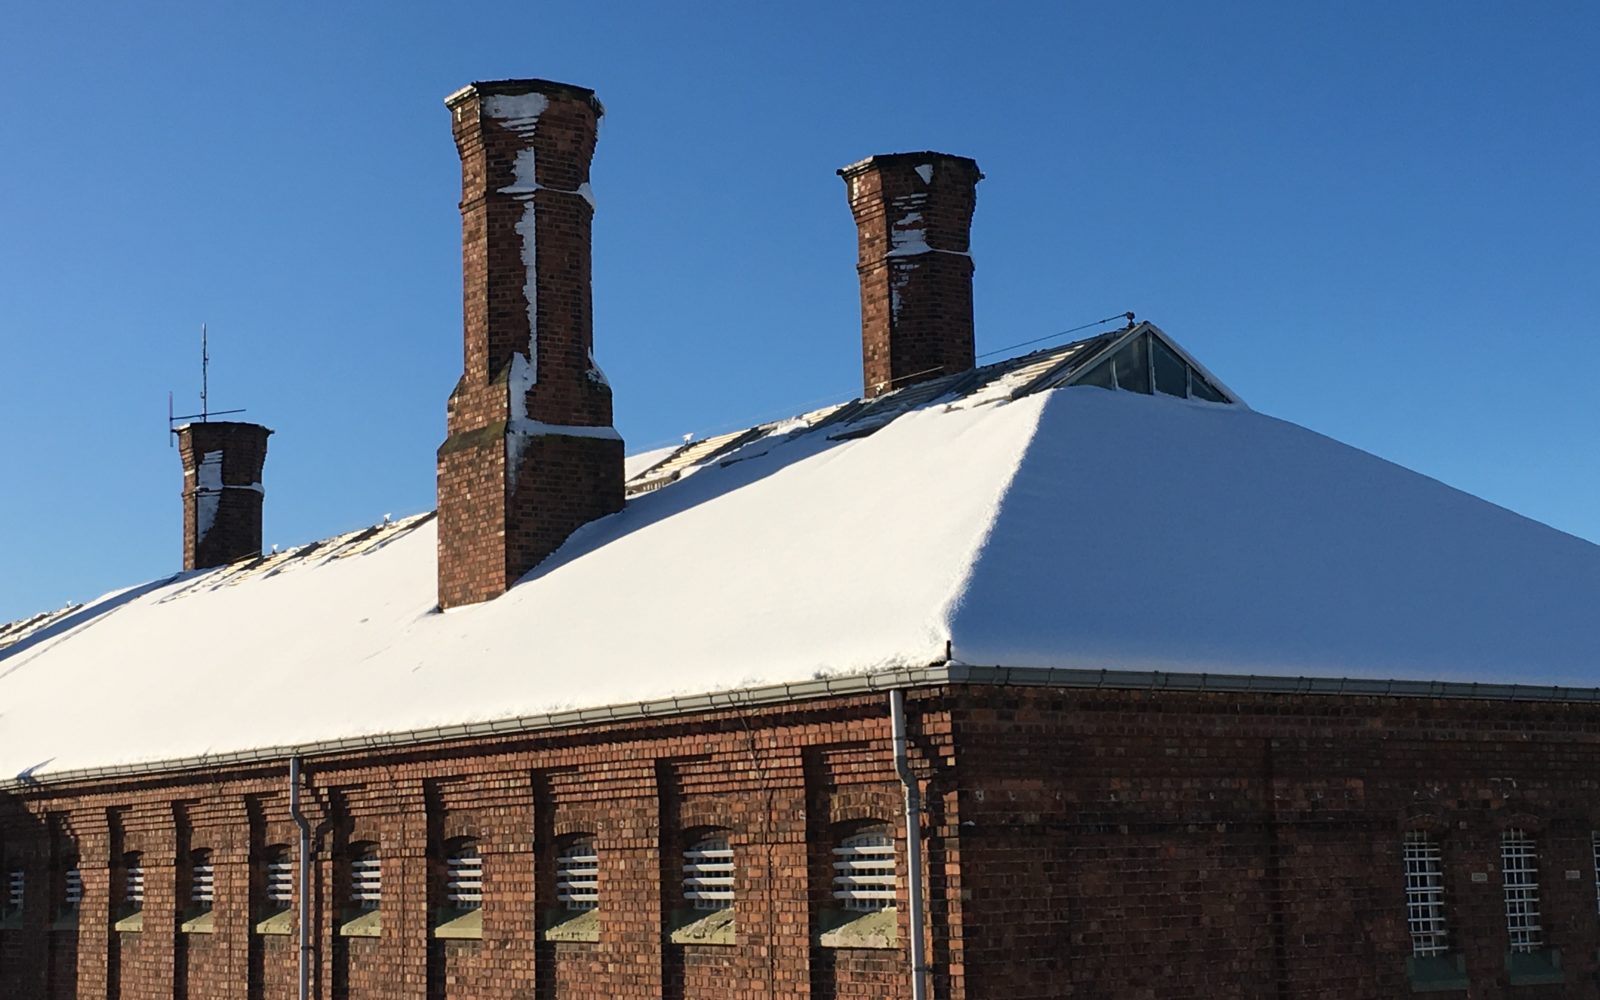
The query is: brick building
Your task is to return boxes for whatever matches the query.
[3,77,1600,1000]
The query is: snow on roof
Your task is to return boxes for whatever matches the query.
[3,327,1598,781]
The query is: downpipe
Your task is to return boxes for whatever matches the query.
[891,690,929,1000]
[289,756,312,1000]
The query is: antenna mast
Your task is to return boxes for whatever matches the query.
[169,322,247,444]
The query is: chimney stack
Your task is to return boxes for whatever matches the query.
[840,152,982,397]
[436,79,624,610]
[176,421,271,571]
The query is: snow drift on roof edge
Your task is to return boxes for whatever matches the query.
[948,388,1600,684]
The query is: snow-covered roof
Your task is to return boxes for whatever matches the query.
[4,324,1598,783]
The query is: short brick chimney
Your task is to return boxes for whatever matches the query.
[839,152,983,397]
[176,421,271,571]
[436,79,624,610]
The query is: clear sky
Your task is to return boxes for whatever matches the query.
[1,2,1596,623]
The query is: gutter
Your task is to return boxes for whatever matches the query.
[289,756,311,1000]
[9,664,1600,791]
[890,689,929,1000]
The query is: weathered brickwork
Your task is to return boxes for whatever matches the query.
[176,421,272,571]
[435,78,623,610]
[1,693,942,1000]
[11,685,1600,998]
[840,153,982,397]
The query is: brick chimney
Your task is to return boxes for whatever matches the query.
[839,152,983,397]
[436,79,624,610]
[176,421,271,571]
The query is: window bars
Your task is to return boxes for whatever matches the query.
[1502,829,1543,953]
[265,848,294,908]
[445,841,482,911]
[191,852,214,908]
[1403,832,1449,957]
[5,869,22,914]
[832,831,896,912]
[351,847,381,912]
[1592,831,1600,916]
[556,838,599,911]
[683,837,734,911]
[63,868,82,909]
[124,856,144,908]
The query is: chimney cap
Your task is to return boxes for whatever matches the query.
[444,78,604,118]
[837,151,982,179]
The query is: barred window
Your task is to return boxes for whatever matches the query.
[1402,832,1449,957]
[63,866,82,910]
[556,836,599,912]
[683,836,733,911]
[190,850,214,909]
[444,839,482,912]
[123,853,144,909]
[832,828,896,912]
[1592,832,1600,916]
[1502,829,1543,953]
[350,843,381,912]
[264,846,293,909]
[4,868,22,916]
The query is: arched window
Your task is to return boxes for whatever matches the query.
[1402,832,1449,957]
[683,835,733,911]
[832,826,896,912]
[122,852,145,911]
[556,835,598,911]
[444,838,482,912]
[264,844,294,910]
[1502,829,1543,953]
[350,842,381,912]
[190,849,215,912]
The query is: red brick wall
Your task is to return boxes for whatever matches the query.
[12,684,1600,999]
[951,685,1600,999]
[2,693,944,1000]
[841,153,981,397]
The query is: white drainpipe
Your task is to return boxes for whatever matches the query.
[891,689,929,1000]
[289,756,312,1000]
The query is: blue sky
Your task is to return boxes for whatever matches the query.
[1,2,1596,622]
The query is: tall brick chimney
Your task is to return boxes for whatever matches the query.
[176,421,271,571]
[839,152,983,397]
[436,79,624,610]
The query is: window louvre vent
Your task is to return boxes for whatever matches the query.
[1593,832,1600,916]
[351,850,381,911]
[683,837,733,911]
[557,839,599,911]
[191,855,214,906]
[5,869,22,913]
[1402,832,1449,957]
[64,868,82,908]
[125,861,144,907]
[445,843,482,911]
[832,832,896,911]
[265,850,294,906]
[1502,829,1543,953]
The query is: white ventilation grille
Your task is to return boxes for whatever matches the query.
[1402,832,1449,957]
[683,837,733,911]
[557,839,599,911]
[351,850,381,911]
[5,869,22,913]
[64,868,82,908]
[265,850,294,907]
[445,843,482,910]
[124,860,144,907]
[191,855,214,907]
[1502,829,1543,952]
[832,831,896,911]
